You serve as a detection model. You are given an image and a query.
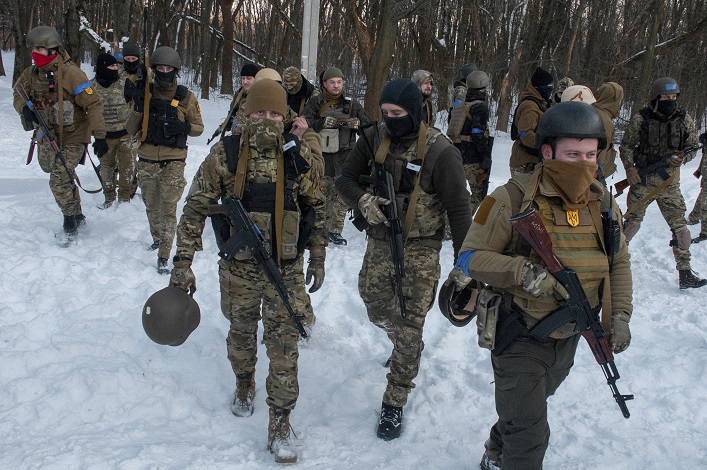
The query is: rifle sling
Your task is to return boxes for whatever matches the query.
[220,88,244,139]
[57,55,64,147]
[402,123,428,241]
[622,169,677,219]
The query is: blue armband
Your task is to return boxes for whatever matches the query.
[454,250,474,276]
[519,131,527,139]
[453,99,463,108]
[73,81,93,96]
[471,128,484,134]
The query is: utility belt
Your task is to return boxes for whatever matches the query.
[138,157,185,168]
[106,129,129,139]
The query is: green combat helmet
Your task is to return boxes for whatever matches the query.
[142,286,200,346]
[466,70,490,90]
[438,279,482,327]
[649,77,680,100]
[534,101,607,150]
[459,63,478,81]
[26,26,62,49]
[151,46,181,69]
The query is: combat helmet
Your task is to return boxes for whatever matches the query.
[466,70,490,90]
[459,63,478,81]
[151,46,181,69]
[26,26,62,50]
[142,286,200,346]
[649,77,680,100]
[438,278,482,327]
[534,101,607,150]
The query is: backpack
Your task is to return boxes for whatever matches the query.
[510,95,546,141]
[447,101,477,143]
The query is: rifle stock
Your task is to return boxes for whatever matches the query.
[510,208,634,418]
[209,196,308,338]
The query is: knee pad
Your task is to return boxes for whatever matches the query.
[674,226,692,249]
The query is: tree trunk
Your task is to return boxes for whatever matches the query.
[64,0,81,63]
[220,0,235,95]
[362,0,398,119]
[201,0,213,99]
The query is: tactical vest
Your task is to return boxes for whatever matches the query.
[366,126,447,241]
[636,107,688,167]
[318,96,356,152]
[143,84,189,149]
[91,77,130,133]
[28,64,86,134]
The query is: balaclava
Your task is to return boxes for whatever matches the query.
[379,78,423,139]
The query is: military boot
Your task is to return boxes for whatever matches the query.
[679,270,707,289]
[268,407,298,464]
[691,233,707,244]
[328,232,347,246]
[98,200,114,209]
[63,215,78,235]
[231,373,255,417]
[376,402,403,440]
[75,214,86,228]
[148,241,160,251]
[480,438,502,470]
[157,257,169,275]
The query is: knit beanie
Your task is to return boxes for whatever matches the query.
[96,53,118,69]
[531,67,554,87]
[244,78,287,117]
[379,78,423,127]
[122,40,140,58]
[240,63,260,78]
[322,67,344,81]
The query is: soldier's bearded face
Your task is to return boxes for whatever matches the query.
[542,138,598,163]
[421,81,433,96]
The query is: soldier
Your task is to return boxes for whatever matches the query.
[13,26,107,237]
[126,46,204,273]
[560,84,595,105]
[553,76,574,104]
[687,132,707,242]
[411,69,435,127]
[282,66,315,116]
[209,63,260,142]
[90,53,137,208]
[120,40,141,83]
[619,77,706,289]
[447,69,494,216]
[592,82,624,179]
[446,102,632,470]
[169,78,326,463]
[509,67,554,175]
[335,78,472,440]
[303,66,371,246]
[451,63,478,109]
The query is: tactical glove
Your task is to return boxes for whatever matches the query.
[626,166,641,186]
[358,193,391,227]
[22,105,38,125]
[520,262,570,299]
[445,267,472,291]
[323,116,338,129]
[164,120,190,137]
[346,117,360,129]
[170,258,196,295]
[92,138,109,158]
[667,152,684,167]
[610,312,631,353]
[306,254,325,293]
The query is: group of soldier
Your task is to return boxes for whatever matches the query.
[13,24,707,469]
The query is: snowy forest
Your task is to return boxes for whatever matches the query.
[0,0,706,127]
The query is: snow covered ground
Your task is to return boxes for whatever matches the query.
[1,52,706,469]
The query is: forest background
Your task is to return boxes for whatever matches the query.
[0,0,705,131]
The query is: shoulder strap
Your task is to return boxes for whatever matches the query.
[402,123,430,240]
[174,85,188,102]
[223,134,241,174]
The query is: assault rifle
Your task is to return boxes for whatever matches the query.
[353,125,407,319]
[510,208,634,418]
[614,144,705,196]
[210,196,308,338]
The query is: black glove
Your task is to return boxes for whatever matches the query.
[93,138,109,158]
[22,106,38,125]
[164,120,190,137]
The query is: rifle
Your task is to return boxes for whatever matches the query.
[209,196,308,339]
[614,144,705,196]
[510,208,634,418]
[138,2,151,143]
[479,136,495,200]
[207,88,244,144]
[353,125,407,319]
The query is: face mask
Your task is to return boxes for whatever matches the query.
[656,99,677,116]
[154,69,177,88]
[535,85,554,102]
[31,51,56,68]
[97,67,119,84]
[124,61,139,74]
[244,117,284,151]
[542,159,598,210]
[383,115,418,139]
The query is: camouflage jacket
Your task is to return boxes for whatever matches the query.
[90,76,132,135]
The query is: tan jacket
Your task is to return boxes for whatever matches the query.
[593,82,624,178]
[509,83,546,168]
[13,50,106,144]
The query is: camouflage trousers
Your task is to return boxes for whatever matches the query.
[464,162,488,216]
[99,135,135,203]
[323,175,347,234]
[218,256,309,411]
[137,159,187,260]
[37,141,85,217]
[358,236,441,407]
[625,170,691,270]
[687,153,707,236]
[486,334,580,470]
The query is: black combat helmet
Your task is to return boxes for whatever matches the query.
[649,77,680,101]
[534,101,607,150]
[142,286,200,346]
[438,278,482,327]
[26,26,62,50]
[459,63,478,81]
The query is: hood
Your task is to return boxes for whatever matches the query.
[519,81,543,102]
[593,82,624,117]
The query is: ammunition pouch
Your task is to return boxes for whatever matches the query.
[281,210,299,260]
[320,128,340,153]
[476,288,502,350]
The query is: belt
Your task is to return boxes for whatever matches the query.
[139,157,186,167]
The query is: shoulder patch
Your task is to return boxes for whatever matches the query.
[85,87,93,95]
[195,102,201,113]
[73,81,94,96]
[473,196,496,225]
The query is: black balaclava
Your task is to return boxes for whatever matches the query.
[655,99,678,117]
[95,53,119,87]
[122,40,141,74]
[379,78,423,139]
[154,68,177,89]
[531,67,554,104]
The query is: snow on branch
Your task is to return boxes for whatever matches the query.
[79,15,111,53]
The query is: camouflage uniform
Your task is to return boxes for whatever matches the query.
[687,145,707,236]
[619,105,698,270]
[90,76,135,203]
[13,50,106,218]
[303,91,371,237]
[336,123,472,407]
[174,120,326,411]
[126,78,204,262]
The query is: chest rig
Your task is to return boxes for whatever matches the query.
[636,107,688,167]
[144,84,189,148]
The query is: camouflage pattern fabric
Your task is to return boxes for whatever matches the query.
[625,170,691,269]
[464,162,487,216]
[100,135,135,203]
[218,256,304,411]
[687,151,707,234]
[90,77,131,133]
[358,236,441,407]
[452,84,467,106]
[323,175,347,234]
[37,141,85,216]
[137,159,187,260]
